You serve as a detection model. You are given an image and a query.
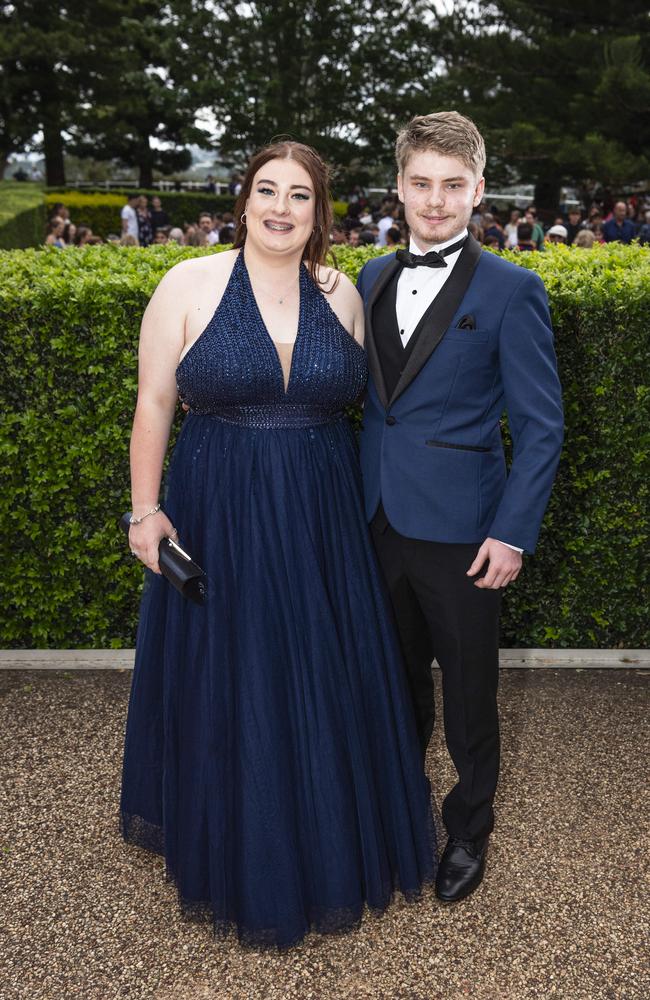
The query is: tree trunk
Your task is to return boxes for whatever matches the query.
[0,154,8,180]
[42,110,66,186]
[534,179,562,218]
[138,136,154,189]
[138,162,154,189]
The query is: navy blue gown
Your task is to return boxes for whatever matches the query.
[121,250,436,948]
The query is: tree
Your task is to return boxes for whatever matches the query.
[68,1,208,188]
[433,1,650,209]
[187,0,445,183]
[0,1,89,185]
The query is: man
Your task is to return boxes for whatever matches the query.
[197,212,219,246]
[524,208,545,250]
[120,193,140,242]
[545,224,568,245]
[356,112,563,904]
[603,201,636,243]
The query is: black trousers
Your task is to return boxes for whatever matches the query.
[371,506,502,843]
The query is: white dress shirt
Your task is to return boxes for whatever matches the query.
[394,229,523,554]
[396,230,468,346]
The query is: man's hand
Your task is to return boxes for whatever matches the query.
[467,538,523,589]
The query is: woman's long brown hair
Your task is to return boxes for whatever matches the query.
[233,141,337,290]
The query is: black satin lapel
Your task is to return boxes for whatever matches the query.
[389,235,483,406]
[364,257,401,409]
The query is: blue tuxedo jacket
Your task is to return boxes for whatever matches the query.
[356,237,564,553]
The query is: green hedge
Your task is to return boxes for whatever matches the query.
[45,189,237,239]
[0,182,46,249]
[0,242,648,648]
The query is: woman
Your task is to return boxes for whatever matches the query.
[121,141,436,949]
[44,217,66,247]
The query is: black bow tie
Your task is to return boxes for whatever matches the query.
[396,235,467,269]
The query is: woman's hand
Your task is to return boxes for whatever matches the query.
[128,510,178,574]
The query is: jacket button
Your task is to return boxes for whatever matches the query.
[385,415,396,426]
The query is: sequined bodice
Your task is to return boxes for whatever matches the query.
[175,251,367,428]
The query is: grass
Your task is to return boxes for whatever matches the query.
[0,180,45,228]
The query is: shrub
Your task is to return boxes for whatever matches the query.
[0,182,46,249]
[0,241,648,648]
[45,190,238,239]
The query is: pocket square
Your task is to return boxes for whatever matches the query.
[457,314,476,330]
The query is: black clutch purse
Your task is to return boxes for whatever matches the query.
[120,512,207,605]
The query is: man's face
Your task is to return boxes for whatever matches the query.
[398,150,484,250]
[614,202,627,222]
[569,211,580,224]
[199,216,213,233]
[348,229,360,246]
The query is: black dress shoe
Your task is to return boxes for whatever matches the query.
[435,837,488,903]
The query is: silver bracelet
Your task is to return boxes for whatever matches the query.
[129,503,161,525]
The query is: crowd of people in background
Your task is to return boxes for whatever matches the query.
[44,187,650,252]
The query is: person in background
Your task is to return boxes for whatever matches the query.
[385,226,402,247]
[468,220,484,244]
[153,228,169,244]
[120,234,139,246]
[342,202,363,235]
[150,197,170,232]
[483,234,501,249]
[637,209,650,245]
[603,201,636,243]
[62,221,76,245]
[168,227,185,244]
[545,224,568,245]
[348,229,361,247]
[136,196,153,247]
[49,202,70,224]
[516,221,537,251]
[358,229,376,245]
[205,174,216,194]
[377,204,397,246]
[564,208,585,245]
[219,213,236,244]
[330,225,347,244]
[197,213,219,246]
[121,194,140,243]
[504,209,521,248]
[482,213,505,249]
[45,217,66,247]
[73,225,94,246]
[524,209,545,250]
[186,227,209,247]
[574,230,596,248]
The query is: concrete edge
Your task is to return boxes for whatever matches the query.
[0,649,648,670]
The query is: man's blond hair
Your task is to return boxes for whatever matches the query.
[396,111,486,177]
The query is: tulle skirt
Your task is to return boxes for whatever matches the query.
[121,412,436,948]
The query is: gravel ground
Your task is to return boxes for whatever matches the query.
[1,667,648,1000]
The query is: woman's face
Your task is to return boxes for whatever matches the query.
[245,157,316,257]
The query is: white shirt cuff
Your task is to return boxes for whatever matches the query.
[496,539,524,553]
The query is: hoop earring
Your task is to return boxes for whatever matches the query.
[240,212,247,225]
